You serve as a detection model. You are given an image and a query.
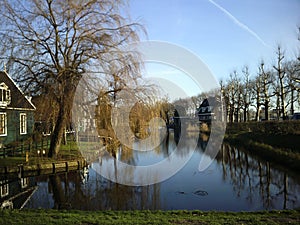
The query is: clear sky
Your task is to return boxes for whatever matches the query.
[129,0,300,99]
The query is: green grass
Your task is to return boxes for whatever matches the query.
[0,141,83,167]
[0,209,299,225]
[0,157,26,167]
[240,132,300,153]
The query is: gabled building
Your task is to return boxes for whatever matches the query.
[196,98,215,123]
[0,71,35,146]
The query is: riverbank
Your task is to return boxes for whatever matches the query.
[0,159,87,178]
[0,209,299,225]
[0,141,87,176]
[224,121,300,171]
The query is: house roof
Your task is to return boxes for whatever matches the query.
[199,98,209,108]
[0,71,35,110]
[199,97,217,108]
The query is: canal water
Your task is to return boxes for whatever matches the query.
[11,132,300,211]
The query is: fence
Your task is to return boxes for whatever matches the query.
[0,136,50,158]
[0,132,101,159]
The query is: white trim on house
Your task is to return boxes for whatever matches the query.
[0,82,11,107]
[0,112,7,136]
[20,177,28,189]
[20,113,27,135]
[2,107,35,111]
[0,180,9,197]
[3,71,36,110]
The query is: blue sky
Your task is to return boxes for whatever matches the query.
[129,0,300,98]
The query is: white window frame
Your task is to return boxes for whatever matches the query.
[0,112,7,136]
[20,113,27,135]
[0,180,9,197]
[0,83,11,107]
[20,177,28,189]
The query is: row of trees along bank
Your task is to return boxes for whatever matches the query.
[220,44,300,122]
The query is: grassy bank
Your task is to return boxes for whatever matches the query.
[0,141,83,168]
[0,209,299,225]
[224,121,300,171]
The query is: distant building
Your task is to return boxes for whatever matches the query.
[0,71,35,146]
[196,98,215,123]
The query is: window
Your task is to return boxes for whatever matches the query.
[20,178,28,189]
[0,83,11,107]
[0,180,9,198]
[20,113,27,134]
[0,113,7,136]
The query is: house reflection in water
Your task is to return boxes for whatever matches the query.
[0,176,37,209]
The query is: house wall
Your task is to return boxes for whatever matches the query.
[0,110,35,146]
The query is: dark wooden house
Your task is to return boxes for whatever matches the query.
[0,71,35,146]
[196,98,215,123]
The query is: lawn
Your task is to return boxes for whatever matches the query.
[0,141,84,168]
[0,209,299,225]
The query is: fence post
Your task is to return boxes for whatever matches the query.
[26,151,29,162]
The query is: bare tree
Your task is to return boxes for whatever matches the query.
[223,79,234,123]
[0,0,144,158]
[240,66,252,122]
[273,46,287,120]
[258,61,274,121]
[285,60,299,115]
[225,71,242,122]
[251,75,262,121]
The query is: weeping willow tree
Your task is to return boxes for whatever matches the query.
[0,0,144,158]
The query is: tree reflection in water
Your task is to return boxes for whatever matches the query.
[42,170,161,210]
[25,131,300,211]
[218,143,299,210]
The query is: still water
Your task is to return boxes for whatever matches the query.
[20,132,300,211]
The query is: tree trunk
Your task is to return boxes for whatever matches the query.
[255,101,260,122]
[279,79,286,120]
[48,108,66,158]
[255,108,259,122]
[243,107,247,122]
[290,89,295,116]
[264,100,269,121]
[276,94,280,120]
[48,83,77,158]
[229,104,234,123]
[255,88,260,121]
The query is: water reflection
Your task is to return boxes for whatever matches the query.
[14,131,300,211]
[0,176,37,209]
[218,144,299,210]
